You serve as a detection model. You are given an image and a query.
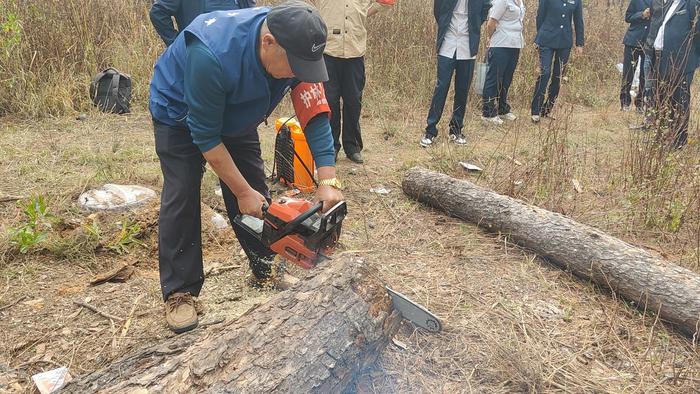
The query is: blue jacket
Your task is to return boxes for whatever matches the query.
[433,0,491,57]
[655,0,700,75]
[150,0,256,46]
[624,0,651,47]
[151,9,291,144]
[535,0,585,49]
[149,7,335,166]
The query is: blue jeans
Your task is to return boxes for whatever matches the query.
[482,47,520,117]
[425,54,475,136]
[531,47,571,116]
[643,49,657,108]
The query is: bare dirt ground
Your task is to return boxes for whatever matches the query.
[0,98,699,392]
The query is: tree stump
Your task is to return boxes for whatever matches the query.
[403,167,700,340]
[64,258,402,393]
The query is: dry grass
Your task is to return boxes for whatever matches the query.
[0,0,161,117]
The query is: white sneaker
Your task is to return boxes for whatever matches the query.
[481,116,504,126]
[449,133,467,145]
[531,115,541,123]
[501,112,517,121]
[420,134,436,147]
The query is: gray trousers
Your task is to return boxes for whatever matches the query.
[154,121,275,300]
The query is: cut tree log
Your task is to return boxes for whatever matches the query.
[403,167,700,340]
[63,258,402,393]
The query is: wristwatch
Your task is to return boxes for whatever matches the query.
[318,177,343,190]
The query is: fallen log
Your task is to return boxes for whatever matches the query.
[403,167,700,340]
[64,258,402,393]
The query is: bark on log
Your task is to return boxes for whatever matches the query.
[403,167,700,340]
[64,258,402,393]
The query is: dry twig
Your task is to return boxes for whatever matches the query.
[73,301,124,322]
[0,296,28,312]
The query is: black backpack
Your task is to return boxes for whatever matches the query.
[90,67,131,114]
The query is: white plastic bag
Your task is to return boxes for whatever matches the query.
[78,184,156,211]
[474,62,489,96]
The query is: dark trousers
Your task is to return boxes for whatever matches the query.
[323,55,365,156]
[620,45,646,109]
[154,122,274,301]
[482,47,520,117]
[531,47,571,116]
[657,69,694,148]
[426,54,476,136]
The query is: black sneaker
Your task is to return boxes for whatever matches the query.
[420,133,436,147]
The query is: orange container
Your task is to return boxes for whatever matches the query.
[274,117,316,193]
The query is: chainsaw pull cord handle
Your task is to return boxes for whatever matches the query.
[272,201,324,242]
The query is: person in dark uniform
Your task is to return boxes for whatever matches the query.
[630,0,668,129]
[652,0,700,149]
[530,0,584,123]
[150,0,256,46]
[620,0,651,112]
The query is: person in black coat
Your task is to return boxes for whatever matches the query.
[150,0,256,46]
[420,0,491,147]
[652,0,700,149]
[620,0,651,112]
[530,0,584,122]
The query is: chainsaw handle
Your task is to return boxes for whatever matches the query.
[274,201,324,241]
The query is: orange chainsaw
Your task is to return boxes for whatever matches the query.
[234,198,347,269]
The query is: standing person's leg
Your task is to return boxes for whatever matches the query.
[643,50,656,108]
[425,55,457,138]
[620,45,635,109]
[531,47,555,117]
[643,50,657,125]
[323,55,343,156]
[634,47,646,110]
[450,58,475,137]
[670,71,694,149]
[154,121,205,333]
[340,56,365,162]
[482,47,503,119]
[219,132,276,281]
[498,48,520,116]
[544,47,571,116]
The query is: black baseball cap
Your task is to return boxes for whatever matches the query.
[267,1,329,83]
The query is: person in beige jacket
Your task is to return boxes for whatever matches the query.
[312,0,394,164]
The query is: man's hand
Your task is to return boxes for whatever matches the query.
[575,46,584,55]
[202,144,266,218]
[237,188,267,219]
[642,8,651,19]
[314,185,344,213]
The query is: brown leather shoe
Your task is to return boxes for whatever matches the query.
[165,292,198,334]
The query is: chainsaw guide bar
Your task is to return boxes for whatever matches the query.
[386,286,442,333]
